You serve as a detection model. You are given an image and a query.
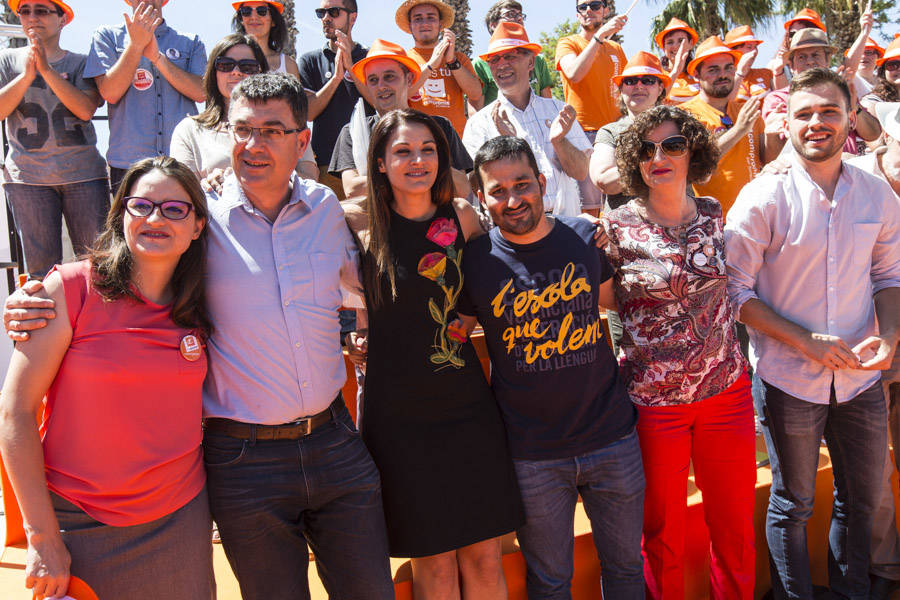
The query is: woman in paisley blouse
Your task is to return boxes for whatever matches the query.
[601,105,756,600]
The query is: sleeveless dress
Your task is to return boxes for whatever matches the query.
[360,202,524,558]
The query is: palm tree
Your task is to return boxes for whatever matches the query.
[648,0,777,46]
[780,0,895,52]
[282,0,298,59]
[446,0,473,57]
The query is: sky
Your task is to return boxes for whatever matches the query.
[7,0,900,151]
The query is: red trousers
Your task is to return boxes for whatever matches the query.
[636,371,756,600]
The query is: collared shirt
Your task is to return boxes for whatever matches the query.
[463,91,591,216]
[202,174,361,424]
[297,42,372,167]
[724,154,900,404]
[84,21,206,169]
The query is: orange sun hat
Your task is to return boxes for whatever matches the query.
[231,1,285,13]
[352,39,422,81]
[687,36,741,76]
[845,37,884,58]
[784,8,826,32]
[612,51,672,87]
[724,25,763,48]
[655,17,699,50]
[9,0,74,23]
[877,35,900,67]
[478,21,542,61]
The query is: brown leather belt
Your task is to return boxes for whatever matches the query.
[203,396,341,441]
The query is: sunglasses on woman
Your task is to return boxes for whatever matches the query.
[638,135,689,162]
[315,6,351,18]
[238,5,269,17]
[885,60,900,72]
[622,75,661,87]
[124,197,194,221]
[214,56,262,75]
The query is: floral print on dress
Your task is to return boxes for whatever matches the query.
[418,217,466,370]
[602,197,746,407]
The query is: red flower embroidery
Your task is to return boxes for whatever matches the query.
[447,318,468,343]
[425,218,458,248]
[417,252,447,282]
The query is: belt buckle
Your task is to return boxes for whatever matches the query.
[293,417,313,438]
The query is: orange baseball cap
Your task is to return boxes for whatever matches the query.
[9,0,73,23]
[232,1,285,13]
[687,36,741,76]
[655,17,699,50]
[478,22,542,61]
[352,39,422,81]
[844,37,884,58]
[784,8,826,32]
[724,25,763,48]
[877,36,900,67]
[612,51,671,87]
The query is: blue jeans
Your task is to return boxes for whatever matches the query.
[203,402,394,600]
[513,430,645,600]
[755,377,887,600]
[5,179,109,278]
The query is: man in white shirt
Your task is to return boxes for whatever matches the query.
[462,22,591,217]
[725,69,900,599]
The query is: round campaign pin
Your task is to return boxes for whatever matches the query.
[180,334,202,362]
[132,68,154,91]
[166,47,181,60]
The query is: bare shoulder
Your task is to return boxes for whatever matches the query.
[286,55,301,78]
[451,198,484,242]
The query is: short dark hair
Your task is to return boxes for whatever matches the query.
[788,67,852,110]
[615,105,719,199]
[484,0,522,33]
[232,2,290,53]
[342,0,358,12]
[471,136,541,193]
[230,72,308,129]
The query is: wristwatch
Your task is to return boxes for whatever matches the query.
[446,59,461,71]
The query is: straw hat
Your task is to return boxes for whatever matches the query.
[784,8,826,32]
[724,25,763,48]
[231,1,285,13]
[844,37,884,58]
[612,51,671,87]
[9,0,74,22]
[395,0,455,34]
[687,36,741,76]
[787,28,837,60]
[654,18,698,50]
[478,22,542,61]
[876,35,900,67]
[352,39,422,82]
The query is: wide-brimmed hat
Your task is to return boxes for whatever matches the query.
[395,0,454,34]
[787,28,837,60]
[654,17,698,50]
[687,36,741,76]
[876,36,900,67]
[9,0,74,22]
[845,37,884,58]
[784,8,826,32]
[612,51,671,87]
[231,1,285,13]
[724,25,763,48]
[352,39,422,81]
[478,22,542,61]
[875,102,900,140]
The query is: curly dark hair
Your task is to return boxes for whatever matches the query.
[615,105,720,199]
[871,63,900,102]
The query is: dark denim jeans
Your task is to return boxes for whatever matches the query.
[513,430,645,600]
[5,179,109,278]
[755,376,887,600]
[203,403,394,600]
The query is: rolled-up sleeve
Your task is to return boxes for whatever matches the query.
[871,183,900,294]
[724,185,774,316]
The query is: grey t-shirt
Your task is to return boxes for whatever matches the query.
[0,48,106,184]
[595,116,632,210]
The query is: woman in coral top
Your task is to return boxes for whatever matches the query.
[0,156,212,600]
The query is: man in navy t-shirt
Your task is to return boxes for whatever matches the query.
[458,136,644,599]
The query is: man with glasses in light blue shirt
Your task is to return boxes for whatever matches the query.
[84,0,206,195]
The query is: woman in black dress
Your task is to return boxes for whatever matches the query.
[349,108,523,599]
